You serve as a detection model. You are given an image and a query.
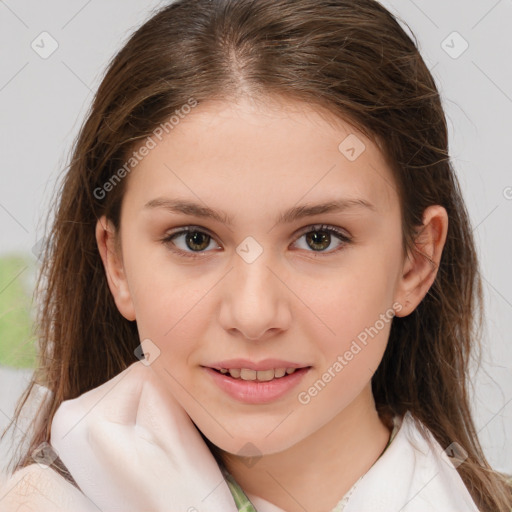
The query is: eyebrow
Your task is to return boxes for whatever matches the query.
[144,197,376,226]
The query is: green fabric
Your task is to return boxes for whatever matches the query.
[223,468,258,512]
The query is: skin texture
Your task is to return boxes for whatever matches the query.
[95,97,448,512]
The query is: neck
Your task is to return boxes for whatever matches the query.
[219,386,391,512]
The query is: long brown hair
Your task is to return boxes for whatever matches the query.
[3,0,511,509]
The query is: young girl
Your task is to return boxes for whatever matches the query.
[1,0,511,510]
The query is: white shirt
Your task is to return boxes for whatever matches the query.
[244,412,480,512]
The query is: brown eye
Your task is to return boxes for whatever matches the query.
[305,231,332,251]
[183,231,211,251]
[162,227,220,257]
[294,225,351,254]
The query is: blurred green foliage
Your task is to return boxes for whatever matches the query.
[0,254,38,368]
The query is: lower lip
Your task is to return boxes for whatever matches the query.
[203,367,311,404]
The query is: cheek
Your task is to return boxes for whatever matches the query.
[133,282,209,348]
[293,276,396,435]
[303,287,393,408]
[296,248,400,401]
[302,252,400,347]
[124,249,214,359]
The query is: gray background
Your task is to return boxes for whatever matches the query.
[1,0,511,478]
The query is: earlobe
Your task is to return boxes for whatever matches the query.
[95,215,136,321]
[394,205,448,317]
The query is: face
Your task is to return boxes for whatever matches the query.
[99,97,410,457]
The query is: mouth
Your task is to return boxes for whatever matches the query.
[202,363,312,404]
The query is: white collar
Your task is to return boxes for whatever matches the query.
[344,411,479,511]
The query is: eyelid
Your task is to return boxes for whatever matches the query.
[293,223,351,241]
[165,224,216,237]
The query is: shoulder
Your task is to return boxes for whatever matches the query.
[0,464,96,512]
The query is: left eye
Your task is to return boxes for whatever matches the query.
[161,224,351,258]
[293,224,351,253]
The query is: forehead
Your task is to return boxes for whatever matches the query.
[123,97,398,217]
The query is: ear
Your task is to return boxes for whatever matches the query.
[95,215,136,321]
[394,205,448,317]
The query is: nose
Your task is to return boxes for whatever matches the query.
[218,249,292,342]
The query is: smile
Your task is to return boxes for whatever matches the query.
[203,366,312,404]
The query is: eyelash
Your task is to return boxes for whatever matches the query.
[160,224,352,259]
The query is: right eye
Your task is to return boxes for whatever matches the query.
[161,226,221,258]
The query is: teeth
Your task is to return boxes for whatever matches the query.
[229,368,241,378]
[274,368,286,378]
[219,367,298,381]
[239,368,257,380]
[256,369,275,382]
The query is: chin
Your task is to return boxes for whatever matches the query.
[200,423,303,459]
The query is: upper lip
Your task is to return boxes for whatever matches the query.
[205,359,310,371]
